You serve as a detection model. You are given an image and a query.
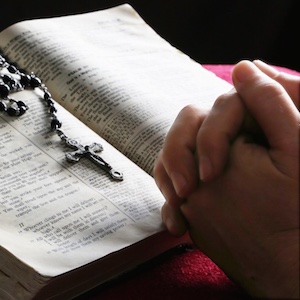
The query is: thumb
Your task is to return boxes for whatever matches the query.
[232,61,299,176]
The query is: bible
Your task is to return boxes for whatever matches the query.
[0,4,232,300]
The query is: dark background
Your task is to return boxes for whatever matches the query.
[1,0,299,71]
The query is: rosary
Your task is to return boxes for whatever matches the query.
[0,51,123,181]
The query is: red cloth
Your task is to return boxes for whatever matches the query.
[203,64,300,84]
[77,64,299,300]
[81,247,246,300]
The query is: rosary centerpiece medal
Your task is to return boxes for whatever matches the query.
[0,51,123,181]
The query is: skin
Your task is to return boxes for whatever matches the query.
[153,60,300,298]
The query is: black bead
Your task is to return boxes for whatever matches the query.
[44,90,51,100]
[20,73,31,87]
[0,101,7,112]
[30,76,42,88]
[7,106,18,116]
[51,119,62,130]
[4,76,18,89]
[17,100,28,109]
[49,105,57,113]
[47,98,54,107]
[7,65,18,74]
[2,74,13,84]
[0,56,6,66]
[18,106,27,116]
[0,83,10,98]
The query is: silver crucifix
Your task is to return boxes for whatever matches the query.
[58,132,123,181]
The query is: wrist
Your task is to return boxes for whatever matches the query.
[248,232,299,299]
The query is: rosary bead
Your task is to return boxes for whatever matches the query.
[2,74,12,84]
[0,101,7,112]
[17,100,28,109]
[0,56,6,66]
[49,105,57,113]
[18,105,27,116]
[44,90,52,101]
[51,119,62,130]
[47,98,54,106]
[3,75,18,90]
[0,53,7,68]
[20,73,31,87]
[30,75,42,88]
[7,64,18,74]
[6,106,19,116]
[0,83,10,98]
[17,100,28,115]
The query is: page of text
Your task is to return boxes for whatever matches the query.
[0,4,232,174]
[0,90,164,278]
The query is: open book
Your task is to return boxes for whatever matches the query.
[0,4,232,300]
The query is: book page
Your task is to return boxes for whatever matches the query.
[0,89,165,280]
[0,4,232,175]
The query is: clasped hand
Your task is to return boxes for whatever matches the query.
[153,60,299,298]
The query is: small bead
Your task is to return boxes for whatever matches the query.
[7,65,18,74]
[0,56,6,66]
[30,76,42,88]
[49,106,57,113]
[0,101,7,112]
[17,100,28,109]
[0,83,10,98]
[7,106,18,116]
[47,98,54,106]
[6,77,18,90]
[20,73,31,87]
[44,90,52,100]
[51,119,62,130]
[18,106,27,116]
[2,74,13,84]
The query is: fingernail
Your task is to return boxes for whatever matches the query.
[171,172,187,198]
[199,156,213,182]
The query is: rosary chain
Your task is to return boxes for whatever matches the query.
[0,50,62,133]
[0,50,123,180]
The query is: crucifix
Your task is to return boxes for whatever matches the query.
[57,130,123,181]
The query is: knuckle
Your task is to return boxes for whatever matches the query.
[179,104,199,115]
[260,81,286,100]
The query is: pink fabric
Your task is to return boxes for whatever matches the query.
[77,64,299,300]
[203,64,300,84]
[85,247,246,300]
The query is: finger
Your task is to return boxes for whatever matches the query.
[232,60,299,172]
[253,60,300,109]
[161,105,207,198]
[196,88,245,181]
[153,151,183,208]
[161,202,187,237]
